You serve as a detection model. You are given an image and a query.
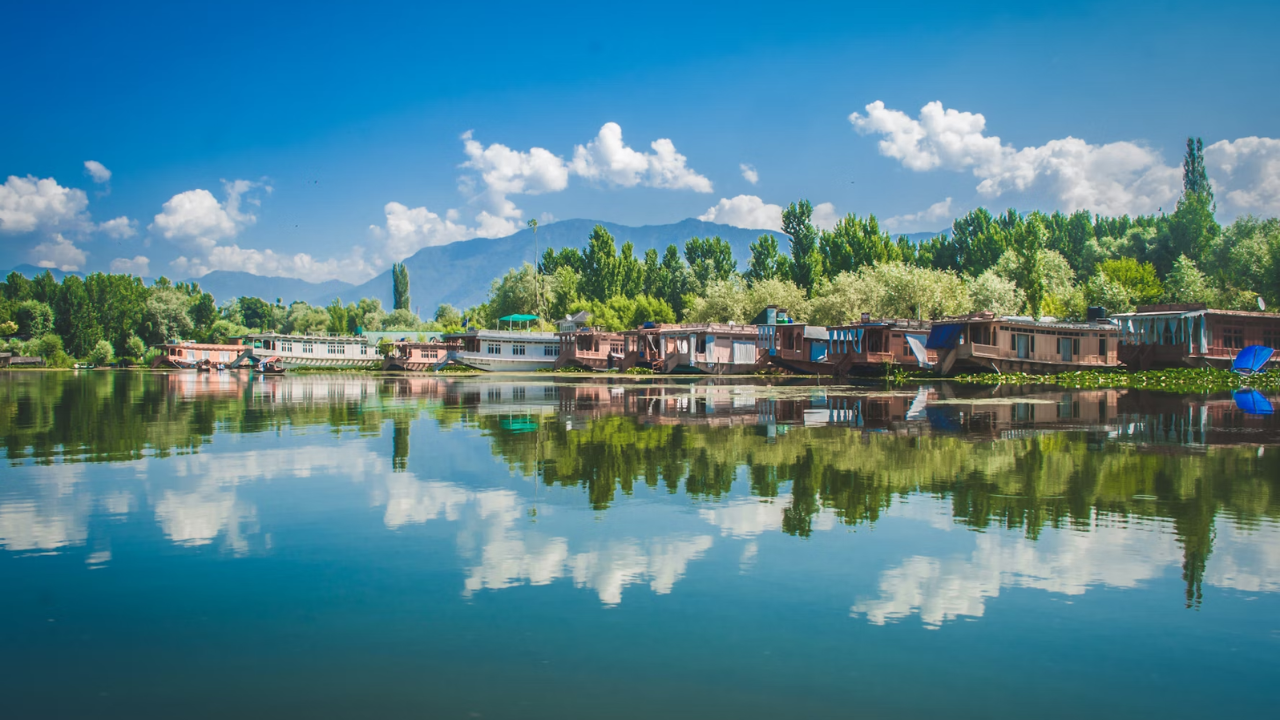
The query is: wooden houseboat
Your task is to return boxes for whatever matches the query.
[154,341,254,369]
[624,323,763,374]
[926,312,1120,375]
[445,329,559,372]
[241,333,380,369]
[755,307,832,374]
[381,339,459,371]
[827,318,935,376]
[555,329,628,371]
[1112,304,1280,370]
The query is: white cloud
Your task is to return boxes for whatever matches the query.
[740,163,759,185]
[152,180,265,250]
[570,122,713,192]
[849,100,1184,217]
[1205,137,1280,215]
[84,160,112,184]
[367,201,478,262]
[698,194,783,231]
[32,233,87,271]
[109,256,150,275]
[152,179,371,283]
[811,201,839,231]
[98,216,137,238]
[0,175,90,234]
[884,197,954,233]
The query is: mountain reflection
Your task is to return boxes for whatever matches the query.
[2,371,1278,624]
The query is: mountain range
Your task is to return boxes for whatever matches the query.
[4,220,944,314]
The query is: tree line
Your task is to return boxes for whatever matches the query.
[2,137,1276,364]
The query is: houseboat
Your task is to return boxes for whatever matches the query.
[446,330,559,372]
[624,323,762,374]
[828,318,934,376]
[154,341,254,369]
[555,329,628,371]
[926,312,1120,375]
[755,307,832,374]
[1112,304,1280,370]
[381,339,459,371]
[241,333,380,369]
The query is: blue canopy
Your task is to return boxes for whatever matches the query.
[1232,345,1275,375]
[925,324,964,350]
[1233,389,1274,415]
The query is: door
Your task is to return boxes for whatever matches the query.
[1016,334,1029,359]
[1060,337,1072,362]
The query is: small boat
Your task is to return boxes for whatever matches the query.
[257,357,286,374]
[195,359,213,372]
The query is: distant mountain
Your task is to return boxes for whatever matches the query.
[2,264,86,282]
[324,218,781,314]
[191,270,354,306]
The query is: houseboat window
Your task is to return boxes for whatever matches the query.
[697,336,707,353]
[544,345,557,357]
[359,345,367,355]
[302,342,313,354]
[868,334,882,353]
[1264,330,1276,348]
[1073,339,1081,356]
[512,344,526,356]
[486,343,501,355]
[1098,338,1108,356]
[1223,327,1245,349]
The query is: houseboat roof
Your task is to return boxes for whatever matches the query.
[1113,303,1278,320]
[159,340,247,349]
[243,332,371,342]
[647,323,757,335]
[828,318,931,331]
[444,329,558,340]
[933,313,1117,332]
[359,330,444,343]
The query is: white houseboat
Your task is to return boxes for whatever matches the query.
[242,333,380,369]
[446,329,560,372]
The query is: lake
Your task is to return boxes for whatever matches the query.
[2,370,1278,719]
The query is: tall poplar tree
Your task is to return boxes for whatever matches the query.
[782,200,822,294]
[392,263,411,311]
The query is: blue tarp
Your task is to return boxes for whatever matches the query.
[925,324,964,350]
[1233,389,1274,415]
[1232,345,1275,374]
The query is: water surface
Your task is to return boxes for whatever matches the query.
[3,371,1279,718]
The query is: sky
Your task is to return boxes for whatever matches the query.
[2,0,1279,283]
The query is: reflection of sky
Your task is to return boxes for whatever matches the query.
[3,413,1280,626]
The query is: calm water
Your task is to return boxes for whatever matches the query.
[3,371,1279,719]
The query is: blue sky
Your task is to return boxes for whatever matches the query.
[2,0,1278,282]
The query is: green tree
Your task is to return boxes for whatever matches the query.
[87,339,115,365]
[581,225,620,302]
[3,272,33,302]
[31,271,59,304]
[325,298,350,335]
[782,200,822,294]
[1164,255,1216,305]
[16,300,54,337]
[0,320,16,336]
[54,276,103,357]
[392,262,411,311]
[684,236,736,289]
[190,291,217,335]
[618,241,645,298]
[966,270,1024,317]
[488,263,548,319]
[1097,258,1163,306]
[143,287,195,343]
[820,213,899,276]
[1012,216,1047,318]
[85,273,148,354]
[434,303,463,329]
[125,335,146,360]
[1183,137,1214,203]
[745,234,792,284]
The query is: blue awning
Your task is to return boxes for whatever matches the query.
[1232,345,1275,374]
[925,324,964,350]
[1233,390,1274,415]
